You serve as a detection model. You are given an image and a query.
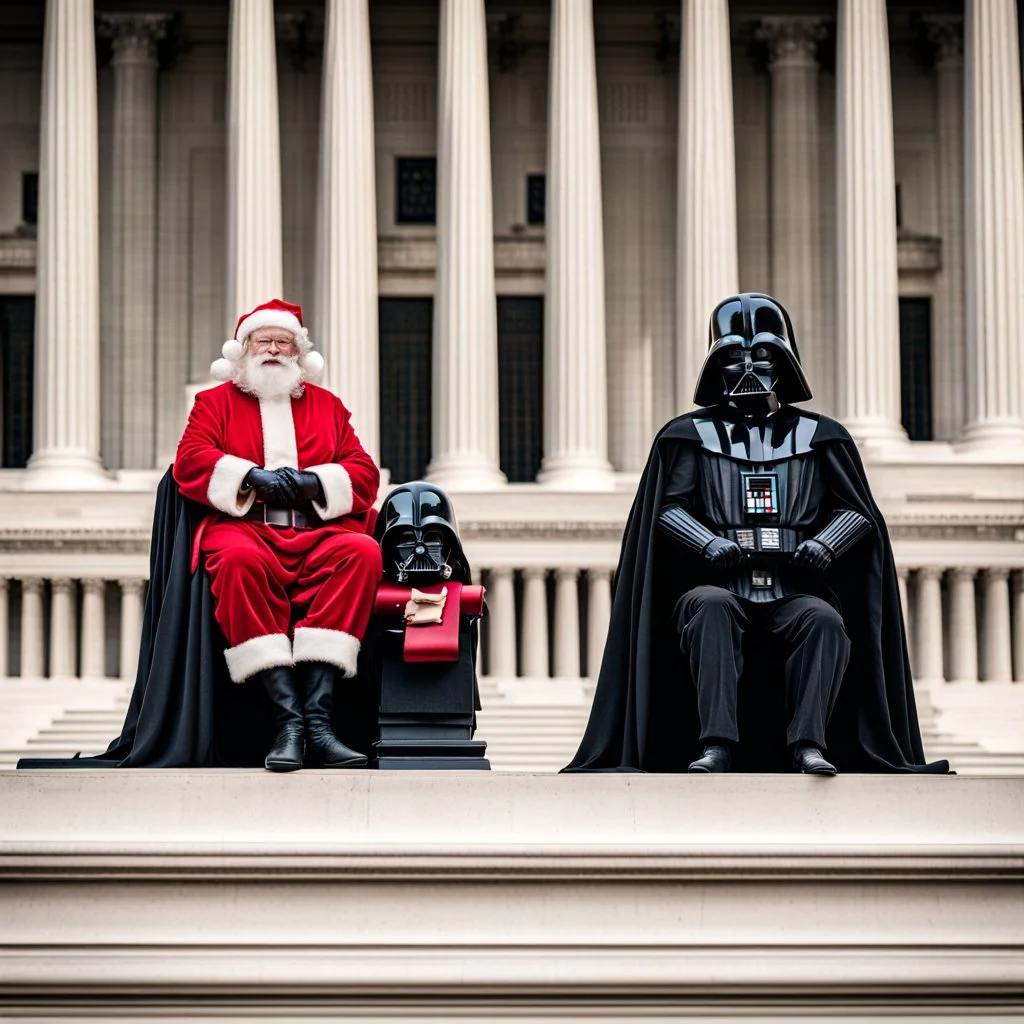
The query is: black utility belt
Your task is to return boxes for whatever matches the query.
[243,504,319,529]
[718,526,804,555]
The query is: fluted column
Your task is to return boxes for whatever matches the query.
[119,578,144,682]
[49,578,74,677]
[537,0,613,490]
[486,568,517,678]
[226,0,283,326]
[315,0,379,456]
[948,567,979,683]
[1012,572,1024,682]
[427,0,505,490]
[926,17,966,442]
[81,579,106,678]
[26,0,106,487]
[982,568,1012,681]
[961,0,1024,449]
[20,578,44,678]
[553,568,580,678]
[0,579,7,678]
[98,14,168,468]
[758,18,827,409]
[520,567,549,679]
[915,567,944,681]
[835,0,906,446]
[676,0,738,408]
[586,568,612,680]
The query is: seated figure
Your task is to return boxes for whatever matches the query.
[565,293,949,775]
[173,297,382,772]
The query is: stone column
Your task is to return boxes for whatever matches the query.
[961,0,1024,449]
[915,567,944,682]
[427,0,505,490]
[119,578,145,682]
[49,578,74,678]
[676,0,738,408]
[835,0,906,446]
[20,578,44,678]
[1012,572,1024,682]
[948,567,979,683]
[537,0,613,490]
[586,568,612,680]
[98,14,169,469]
[486,568,517,678]
[758,18,827,408]
[982,568,1012,681]
[226,0,283,326]
[26,0,107,487]
[315,0,379,457]
[81,579,106,679]
[520,567,549,679]
[553,568,580,679]
[925,16,966,442]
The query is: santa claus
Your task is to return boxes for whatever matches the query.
[174,298,382,772]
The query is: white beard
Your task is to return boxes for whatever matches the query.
[235,352,305,401]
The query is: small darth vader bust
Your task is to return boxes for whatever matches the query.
[375,482,471,586]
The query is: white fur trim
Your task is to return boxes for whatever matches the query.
[207,454,258,516]
[308,463,353,520]
[293,627,360,678]
[299,350,324,385]
[224,632,293,684]
[222,338,244,360]
[259,397,298,469]
[210,357,236,382]
[236,309,304,347]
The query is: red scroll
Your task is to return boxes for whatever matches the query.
[373,581,485,663]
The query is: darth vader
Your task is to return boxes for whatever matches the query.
[564,293,949,775]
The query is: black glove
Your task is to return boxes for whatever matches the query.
[792,538,834,573]
[275,467,324,505]
[243,467,300,506]
[702,536,743,571]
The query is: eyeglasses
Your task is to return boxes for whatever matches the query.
[249,335,298,350]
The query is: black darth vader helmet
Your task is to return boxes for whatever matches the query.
[375,482,471,585]
[692,293,812,412]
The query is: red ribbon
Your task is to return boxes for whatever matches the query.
[373,581,484,662]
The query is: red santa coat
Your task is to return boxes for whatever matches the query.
[173,382,382,683]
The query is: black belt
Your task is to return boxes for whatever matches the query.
[243,504,319,529]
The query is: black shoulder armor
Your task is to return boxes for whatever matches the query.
[691,410,818,463]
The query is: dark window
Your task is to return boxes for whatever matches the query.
[526,174,546,226]
[379,297,432,483]
[497,296,543,482]
[22,172,38,226]
[899,296,932,441]
[1,297,34,467]
[396,157,437,225]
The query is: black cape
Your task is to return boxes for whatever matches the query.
[564,411,950,774]
[18,469,376,769]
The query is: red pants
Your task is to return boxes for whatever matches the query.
[201,518,383,683]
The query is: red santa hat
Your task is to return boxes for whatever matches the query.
[210,298,325,385]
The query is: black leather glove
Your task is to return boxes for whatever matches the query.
[702,536,743,571]
[243,467,299,506]
[792,538,834,573]
[275,467,325,505]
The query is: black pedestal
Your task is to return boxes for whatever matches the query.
[372,619,489,770]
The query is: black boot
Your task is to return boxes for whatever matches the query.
[688,742,732,773]
[792,742,837,775]
[302,661,368,768]
[259,665,304,772]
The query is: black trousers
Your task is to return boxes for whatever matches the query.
[674,585,850,749]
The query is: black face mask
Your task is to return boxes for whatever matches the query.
[718,342,778,399]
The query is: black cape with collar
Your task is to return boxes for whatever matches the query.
[564,410,950,774]
[18,469,376,769]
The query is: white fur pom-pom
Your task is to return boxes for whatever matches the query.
[210,357,237,382]
[300,350,324,385]
[222,338,244,361]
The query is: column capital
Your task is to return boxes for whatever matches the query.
[20,576,43,593]
[917,565,944,582]
[923,14,964,69]
[522,566,548,582]
[118,577,146,594]
[950,565,977,580]
[986,566,1011,583]
[81,577,106,594]
[50,577,74,594]
[97,13,170,66]
[757,17,827,70]
[488,566,514,581]
[554,566,580,582]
